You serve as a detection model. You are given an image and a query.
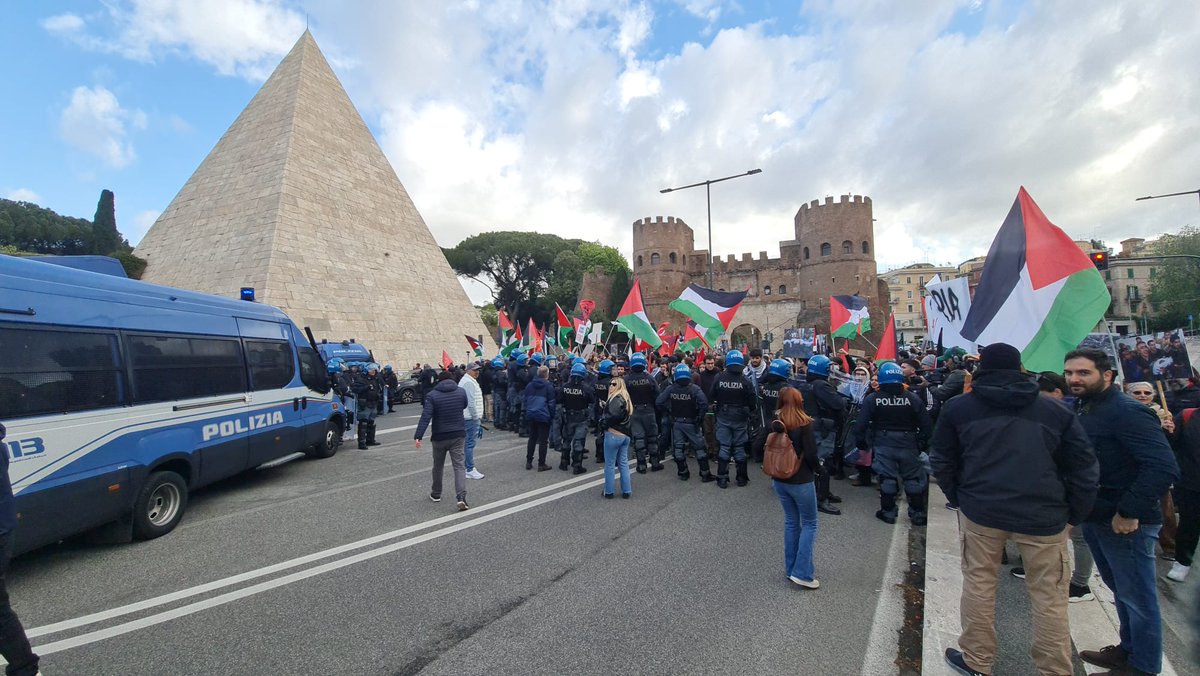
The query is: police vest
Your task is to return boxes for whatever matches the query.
[668,384,701,419]
[560,380,591,413]
[759,375,787,417]
[625,372,657,406]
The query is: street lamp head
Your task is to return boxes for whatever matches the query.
[748,168,762,175]
[660,188,673,194]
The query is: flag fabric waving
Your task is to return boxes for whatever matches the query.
[874,313,897,365]
[555,304,573,351]
[442,350,453,370]
[830,294,871,338]
[498,310,519,356]
[465,335,483,357]
[960,187,1110,372]
[616,278,663,348]
[669,284,747,342]
[526,318,542,353]
[680,319,711,351]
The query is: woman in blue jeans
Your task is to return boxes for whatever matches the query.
[603,378,633,498]
[769,387,822,588]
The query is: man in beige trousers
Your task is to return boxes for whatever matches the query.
[929,343,1099,676]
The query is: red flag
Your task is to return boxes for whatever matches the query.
[840,339,851,372]
[696,347,706,366]
[579,299,596,321]
[741,344,748,356]
[442,350,453,370]
[513,320,523,343]
[874,313,898,364]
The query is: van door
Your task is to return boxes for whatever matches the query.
[243,339,303,467]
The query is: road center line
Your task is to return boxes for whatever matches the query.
[30,476,606,656]
[28,469,600,639]
[860,502,912,676]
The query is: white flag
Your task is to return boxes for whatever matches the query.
[924,275,976,352]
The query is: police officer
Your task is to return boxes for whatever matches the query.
[656,364,716,482]
[795,355,846,515]
[710,350,758,489]
[326,358,351,438]
[558,361,595,473]
[854,362,933,525]
[625,352,664,473]
[751,358,793,462]
[382,364,399,413]
[508,352,529,436]
[523,352,544,437]
[352,362,385,449]
[491,357,509,430]
[545,355,565,452]
[592,359,615,463]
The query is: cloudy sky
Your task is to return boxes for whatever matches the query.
[3,0,1197,304]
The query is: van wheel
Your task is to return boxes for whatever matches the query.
[399,388,415,404]
[309,419,341,459]
[133,471,188,540]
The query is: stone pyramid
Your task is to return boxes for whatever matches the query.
[135,31,494,367]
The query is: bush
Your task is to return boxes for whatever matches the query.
[112,251,148,279]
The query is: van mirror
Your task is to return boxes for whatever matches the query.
[298,347,330,394]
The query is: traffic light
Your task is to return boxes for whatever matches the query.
[1090,251,1109,270]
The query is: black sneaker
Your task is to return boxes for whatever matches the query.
[537,464,552,472]
[1069,583,1094,603]
[1010,567,1026,579]
[817,501,841,515]
[525,460,533,470]
[456,500,469,512]
[827,493,843,504]
[429,493,441,503]
[944,648,986,676]
[572,466,588,475]
[945,502,960,511]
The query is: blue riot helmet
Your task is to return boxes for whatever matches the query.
[383,364,393,373]
[674,364,692,382]
[598,359,615,376]
[630,352,647,369]
[572,356,585,366]
[515,352,529,366]
[327,361,343,374]
[768,358,791,379]
[491,357,505,369]
[531,351,544,365]
[571,362,587,379]
[724,350,744,367]
[878,362,904,385]
[367,362,380,373]
[807,354,832,377]
[546,355,557,366]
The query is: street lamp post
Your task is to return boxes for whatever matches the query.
[1136,188,1200,208]
[660,168,762,288]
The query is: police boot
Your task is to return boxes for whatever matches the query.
[852,465,873,487]
[366,421,381,446]
[716,459,730,489]
[676,458,690,481]
[559,450,570,471]
[817,474,841,515]
[649,450,664,472]
[735,461,749,487]
[823,457,843,503]
[909,490,929,526]
[697,457,716,483]
[357,423,368,450]
[595,437,605,464]
[635,447,648,474]
[876,492,898,524]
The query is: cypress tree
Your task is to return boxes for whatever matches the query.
[91,189,120,255]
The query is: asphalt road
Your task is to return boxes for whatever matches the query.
[9,403,913,675]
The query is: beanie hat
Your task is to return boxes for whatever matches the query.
[979,343,1022,371]
[920,355,936,369]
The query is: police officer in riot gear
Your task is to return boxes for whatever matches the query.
[795,354,846,515]
[509,352,531,436]
[382,365,399,413]
[624,352,664,473]
[558,361,595,473]
[656,364,716,482]
[491,357,509,430]
[854,362,933,525]
[592,359,615,463]
[751,358,793,462]
[710,350,758,489]
[326,358,351,439]
[352,362,385,449]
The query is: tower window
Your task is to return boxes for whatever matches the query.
[801,300,807,310]
[637,255,643,267]
[820,243,831,256]
[842,240,852,254]
[907,304,913,313]
[862,241,869,254]
[682,255,687,265]
[778,284,786,295]
[831,277,836,284]
[803,247,810,260]
[669,252,677,264]
[651,253,660,265]
[764,286,772,296]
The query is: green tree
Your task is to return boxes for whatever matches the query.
[1148,226,1200,330]
[443,231,582,324]
[91,189,122,254]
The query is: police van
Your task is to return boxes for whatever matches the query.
[0,255,345,556]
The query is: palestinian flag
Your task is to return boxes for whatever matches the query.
[555,304,573,351]
[669,284,746,340]
[960,187,1110,372]
[465,335,483,358]
[525,318,542,353]
[498,310,519,356]
[874,313,897,365]
[830,295,871,338]
[616,278,663,348]
[679,319,711,351]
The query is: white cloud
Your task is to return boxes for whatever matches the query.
[127,209,161,246]
[3,188,42,203]
[59,85,145,168]
[41,13,85,35]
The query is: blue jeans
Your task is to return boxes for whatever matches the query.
[1082,522,1163,673]
[772,480,818,581]
[463,418,480,472]
[604,432,631,496]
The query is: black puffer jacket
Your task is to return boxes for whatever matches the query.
[930,369,1098,535]
[414,379,467,441]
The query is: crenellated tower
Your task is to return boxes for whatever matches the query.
[631,216,697,324]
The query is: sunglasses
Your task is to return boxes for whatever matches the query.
[609,382,619,387]
[1130,390,1153,396]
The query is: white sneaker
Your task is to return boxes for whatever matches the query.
[788,575,820,589]
[1166,562,1190,582]
[466,469,485,480]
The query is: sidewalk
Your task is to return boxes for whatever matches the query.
[922,484,1191,675]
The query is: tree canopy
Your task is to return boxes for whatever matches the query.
[0,191,145,277]
[1148,226,1200,330]
[443,231,631,326]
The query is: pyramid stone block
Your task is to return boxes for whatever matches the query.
[135,31,494,367]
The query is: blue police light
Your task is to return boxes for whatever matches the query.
[240,287,256,302]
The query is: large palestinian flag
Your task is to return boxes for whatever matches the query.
[616,278,663,348]
[960,187,1109,372]
[498,310,519,357]
[669,284,747,341]
[830,295,871,338]
[555,303,573,351]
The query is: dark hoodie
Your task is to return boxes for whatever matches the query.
[929,369,1099,535]
[414,379,468,441]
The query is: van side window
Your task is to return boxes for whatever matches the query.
[0,326,124,419]
[129,335,245,403]
[297,347,329,393]
[245,340,294,391]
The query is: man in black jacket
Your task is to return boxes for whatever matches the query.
[1065,348,1178,676]
[930,343,1098,676]
[415,372,470,511]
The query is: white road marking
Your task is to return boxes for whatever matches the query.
[27,469,600,639]
[860,505,912,675]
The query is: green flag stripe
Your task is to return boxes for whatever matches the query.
[1019,270,1110,372]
